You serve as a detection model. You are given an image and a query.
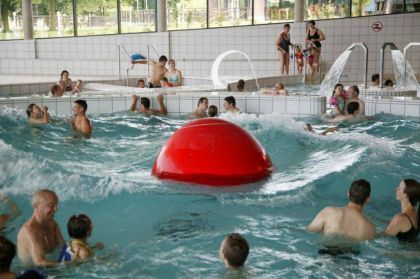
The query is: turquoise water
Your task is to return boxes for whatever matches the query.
[1,108,420,278]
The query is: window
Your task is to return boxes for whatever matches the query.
[33,0,74,38]
[254,0,294,24]
[0,0,23,40]
[76,0,118,36]
[208,0,252,27]
[305,0,349,20]
[120,0,156,33]
[167,0,207,30]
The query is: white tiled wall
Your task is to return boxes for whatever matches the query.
[365,97,420,117]
[0,13,419,83]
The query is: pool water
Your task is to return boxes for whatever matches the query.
[1,108,420,278]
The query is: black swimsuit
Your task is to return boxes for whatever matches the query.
[307,29,322,48]
[396,213,419,242]
[279,32,291,54]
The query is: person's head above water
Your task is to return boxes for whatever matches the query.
[349,179,371,206]
[384,79,393,87]
[346,101,359,115]
[51,84,64,97]
[67,214,93,240]
[348,85,360,98]
[224,96,236,107]
[208,105,218,117]
[137,79,145,88]
[398,179,420,207]
[371,73,380,85]
[196,97,209,111]
[140,97,151,109]
[220,233,249,269]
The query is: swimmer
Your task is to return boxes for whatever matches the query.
[17,189,65,266]
[72,80,83,94]
[58,214,104,262]
[261,83,288,96]
[72,100,92,137]
[0,193,21,230]
[50,84,64,97]
[328,84,346,115]
[130,95,167,116]
[26,104,50,125]
[345,85,365,116]
[223,96,240,113]
[188,97,209,119]
[220,233,249,270]
[326,102,360,123]
[131,55,168,88]
[307,179,376,241]
[58,70,73,91]
[304,124,339,135]
[384,179,420,243]
[137,79,145,88]
[208,105,218,117]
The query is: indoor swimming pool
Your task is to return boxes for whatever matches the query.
[0,109,419,278]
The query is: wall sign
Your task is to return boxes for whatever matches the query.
[372,21,383,32]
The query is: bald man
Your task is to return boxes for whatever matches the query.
[17,189,64,266]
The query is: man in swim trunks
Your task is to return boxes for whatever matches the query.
[130,94,167,116]
[188,97,209,119]
[307,179,376,241]
[17,189,64,267]
[72,100,92,137]
[345,85,365,116]
[131,55,168,88]
[26,104,50,125]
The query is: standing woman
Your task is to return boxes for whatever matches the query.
[276,24,292,76]
[385,179,420,242]
[305,20,325,74]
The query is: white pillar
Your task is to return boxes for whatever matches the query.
[157,0,167,32]
[22,0,34,40]
[294,0,304,22]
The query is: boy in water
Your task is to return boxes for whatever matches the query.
[219,233,249,270]
[208,105,218,117]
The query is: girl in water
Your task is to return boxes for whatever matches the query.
[328,84,347,116]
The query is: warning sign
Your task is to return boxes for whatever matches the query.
[372,21,383,32]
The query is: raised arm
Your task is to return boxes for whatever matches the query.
[157,95,167,115]
[307,208,328,233]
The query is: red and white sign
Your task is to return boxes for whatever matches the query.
[372,21,383,32]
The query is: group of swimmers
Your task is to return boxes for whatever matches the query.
[327,84,365,122]
[49,70,83,97]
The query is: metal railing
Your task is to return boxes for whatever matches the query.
[379,42,398,88]
[403,42,420,88]
[348,42,368,89]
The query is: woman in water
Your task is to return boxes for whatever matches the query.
[385,179,420,242]
[276,24,292,76]
[305,20,325,75]
[58,70,73,91]
[166,59,183,87]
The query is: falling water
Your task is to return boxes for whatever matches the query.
[391,49,420,95]
[211,50,260,90]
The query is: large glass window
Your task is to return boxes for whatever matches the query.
[121,0,156,33]
[167,0,207,30]
[305,0,349,20]
[76,0,118,36]
[208,0,252,27]
[33,0,74,38]
[254,0,294,24]
[0,0,23,40]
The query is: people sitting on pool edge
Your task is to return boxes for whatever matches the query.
[58,70,73,92]
[208,105,218,117]
[72,100,92,137]
[307,179,376,242]
[26,104,50,124]
[58,214,104,263]
[0,193,21,231]
[189,97,209,119]
[261,83,288,96]
[224,96,241,113]
[220,233,249,270]
[384,179,420,242]
[131,55,168,88]
[130,95,167,116]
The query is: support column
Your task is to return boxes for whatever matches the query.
[22,0,34,40]
[157,0,167,32]
[294,0,304,22]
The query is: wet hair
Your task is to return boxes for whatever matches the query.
[284,23,290,29]
[197,97,208,106]
[159,55,168,63]
[74,100,88,112]
[346,102,359,115]
[349,179,371,205]
[331,84,344,97]
[371,73,380,83]
[0,236,16,272]
[308,20,316,25]
[384,79,393,87]
[60,70,69,78]
[26,103,36,117]
[140,97,151,109]
[349,85,359,97]
[221,233,249,268]
[67,214,92,239]
[403,179,420,207]
[224,96,236,107]
[208,105,218,117]
[51,84,63,96]
[237,79,245,91]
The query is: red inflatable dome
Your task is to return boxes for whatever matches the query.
[151,118,274,186]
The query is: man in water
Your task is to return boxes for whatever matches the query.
[131,55,168,88]
[345,85,365,116]
[223,96,240,113]
[72,100,92,137]
[307,179,376,241]
[130,95,167,116]
[17,189,64,266]
[26,104,50,124]
[326,102,360,123]
[219,233,249,270]
[188,97,209,119]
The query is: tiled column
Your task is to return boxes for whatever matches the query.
[294,0,304,22]
[22,0,34,39]
[157,0,167,32]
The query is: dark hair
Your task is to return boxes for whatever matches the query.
[284,23,290,29]
[26,103,36,117]
[140,97,151,109]
[0,236,16,272]
[347,101,359,115]
[224,96,236,106]
[198,97,208,106]
[384,79,393,87]
[51,84,63,96]
[372,73,380,82]
[67,214,92,239]
[222,233,249,268]
[331,84,344,97]
[349,85,359,97]
[349,179,371,205]
[404,179,420,226]
[137,79,145,86]
[161,77,168,82]
[60,70,69,78]
[74,100,88,112]
[308,20,316,25]
[159,55,168,63]
[237,79,245,91]
[208,105,218,117]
